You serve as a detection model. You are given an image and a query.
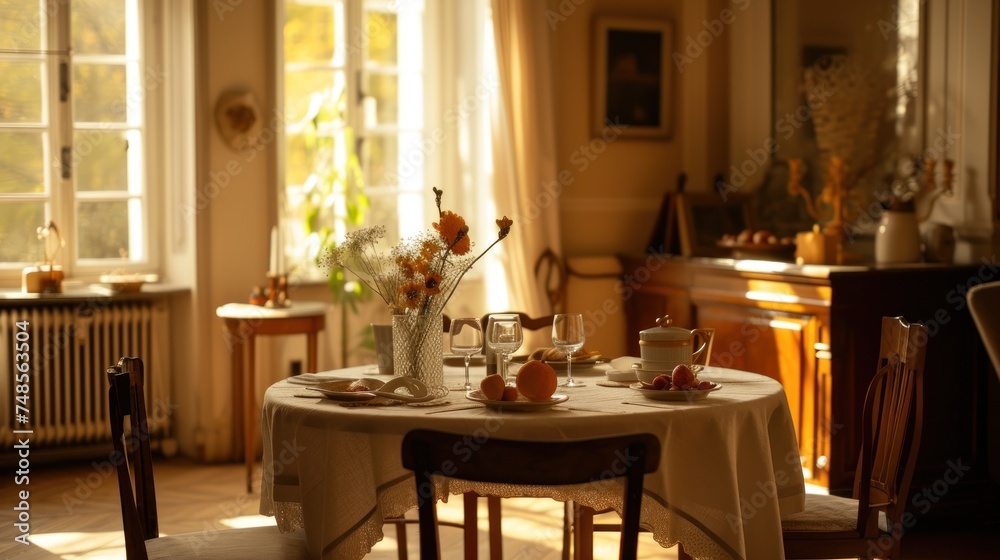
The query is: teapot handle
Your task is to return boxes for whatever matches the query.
[690,328,715,364]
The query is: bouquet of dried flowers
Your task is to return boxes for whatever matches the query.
[320,188,512,318]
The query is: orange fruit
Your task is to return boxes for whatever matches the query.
[515,360,558,401]
[480,374,506,400]
[502,386,518,401]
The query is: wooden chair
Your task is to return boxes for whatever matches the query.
[401,429,661,560]
[107,357,308,560]
[968,280,1000,379]
[781,316,927,559]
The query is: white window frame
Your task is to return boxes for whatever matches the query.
[0,0,160,285]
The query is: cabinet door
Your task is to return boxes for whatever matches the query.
[696,304,814,471]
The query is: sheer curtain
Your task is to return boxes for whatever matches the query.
[488,0,562,328]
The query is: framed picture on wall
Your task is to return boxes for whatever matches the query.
[593,17,673,139]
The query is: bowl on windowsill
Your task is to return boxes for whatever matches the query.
[99,273,159,294]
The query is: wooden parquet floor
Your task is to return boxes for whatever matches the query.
[0,458,672,559]
[1,457,997,559]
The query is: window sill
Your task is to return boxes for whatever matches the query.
[0,282,190,303]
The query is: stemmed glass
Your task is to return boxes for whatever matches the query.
[552,313,586,387]
[449,318,484,391]
[488,317,523,381]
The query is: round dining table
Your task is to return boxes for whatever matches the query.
[259,362,805,560]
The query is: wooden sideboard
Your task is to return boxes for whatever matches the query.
[618,254,998,516]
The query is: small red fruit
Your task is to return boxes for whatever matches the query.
[652,374,670,390]
[501,386,518,401]
[671,364,695,389]
[697,380,714,390]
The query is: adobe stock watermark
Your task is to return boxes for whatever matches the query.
[545,0,588,30]
[507,118,629,229]
[183,109,287,218]
[842,126,959,243]
[717,82,834,200]
[60,397,181,513]
[865,456,970,558]
[673,0,750,73]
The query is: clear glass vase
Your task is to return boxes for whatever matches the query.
[392,314,445,396]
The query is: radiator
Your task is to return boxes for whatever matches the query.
[0,300,172,452]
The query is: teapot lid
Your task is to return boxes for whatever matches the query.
[640,315,692,342]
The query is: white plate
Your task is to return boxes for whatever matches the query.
[465,390,569,411]
[306,377,435,403]
[629,382,722,401]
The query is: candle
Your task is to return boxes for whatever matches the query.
[269,226,278,275]
[276,224,284,275]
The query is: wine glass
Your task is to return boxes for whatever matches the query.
[449,318,484,391]
[488,317,523,381]
[552,313,586,387]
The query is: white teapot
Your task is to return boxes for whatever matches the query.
[639,316,714,372]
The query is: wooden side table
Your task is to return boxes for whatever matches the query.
[216,301,327,492]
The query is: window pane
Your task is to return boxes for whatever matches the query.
[285,70,345,124]
[74,63,127,122]
[74,130,128,191]
[366,73,397,126]
[285,132,313,187]
[0,131,45,193]
[0,202,45,263]
[365,11,397,65]
[363,133,398,187]
[0,61,44,123]
[0,0,43,52]
[284,2,337,63]
[72,0,126,55]
[78,200,129,259]
[364,191,400,241]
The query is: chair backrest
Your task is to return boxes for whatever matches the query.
[968,280,1000,379]
[107,357,158,560]
[854,317,926,536]
[401,430,660,560]
[479,311,554,333]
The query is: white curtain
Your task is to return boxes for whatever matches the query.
[489,0,562,325]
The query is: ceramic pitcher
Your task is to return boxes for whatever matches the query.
[639,316,714,371]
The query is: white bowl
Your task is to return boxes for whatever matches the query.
[633,367,672,385]
[605,369,636,383]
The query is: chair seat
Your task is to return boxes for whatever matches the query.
[781,493,887,533]
[147,525,309,559]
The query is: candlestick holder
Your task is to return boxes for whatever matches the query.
[265,272,291,308]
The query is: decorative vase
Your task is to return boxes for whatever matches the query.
[392,313,445,395]
[875,210,922,264]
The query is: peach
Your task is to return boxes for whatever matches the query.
[480,374,506,401]
[515,360,558,401]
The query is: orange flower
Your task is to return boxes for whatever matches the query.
[398,281,424,311]
[424,272,443,296]
[396,256,417,279]
[496,216,513,239]
[434,211,471,255]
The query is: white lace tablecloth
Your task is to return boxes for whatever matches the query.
[259,364,805,559]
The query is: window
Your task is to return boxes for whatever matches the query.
[280,0,499,287]
[0,0,154,277]
[281,0,436,279]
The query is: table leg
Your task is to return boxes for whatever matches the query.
[226,320,244,463]
[306,332,318,373]
[245,333,256,493]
